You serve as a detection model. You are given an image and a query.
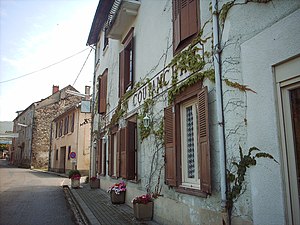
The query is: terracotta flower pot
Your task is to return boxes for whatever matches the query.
[110,191,125,204]
[133,201,153,220]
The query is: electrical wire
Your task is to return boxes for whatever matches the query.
[73,48,93,86]
[0,48,90,84]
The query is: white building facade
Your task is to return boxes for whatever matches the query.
[87,1,300,224]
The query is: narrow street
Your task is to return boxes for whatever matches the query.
[0,159,76,225]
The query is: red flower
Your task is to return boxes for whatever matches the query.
[132,194,153,204]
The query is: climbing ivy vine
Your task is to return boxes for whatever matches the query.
[227,146,278,212]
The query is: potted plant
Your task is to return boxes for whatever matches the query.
[68,169,81,189]
[107,181,126,204]
[90,176,100,189]
[132,193,153,220]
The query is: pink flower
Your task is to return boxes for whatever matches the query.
[132,194,153,204]
[71,174,81,180]
[107,181,127,194]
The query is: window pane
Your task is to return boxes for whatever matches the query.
[186,106,195,178]
[129,48,133,83]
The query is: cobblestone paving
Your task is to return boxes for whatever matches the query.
[75,185,151,225]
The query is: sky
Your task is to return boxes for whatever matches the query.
[0,0,99,121]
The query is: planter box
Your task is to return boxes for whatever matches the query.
[133,201,153,220]
[90,179,100,189]
[71,179,80,189]
[110,191,125,204]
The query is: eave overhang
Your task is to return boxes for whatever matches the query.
[86,0,114,46]
[107,0,140,40]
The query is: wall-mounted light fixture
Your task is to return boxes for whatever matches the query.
[143,114,151,128]
[102,135,108,144]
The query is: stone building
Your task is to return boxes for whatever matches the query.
[13,85,82,169]
[87,1,300,225]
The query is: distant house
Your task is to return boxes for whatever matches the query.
[49,103,91,176]
[13,85,82,169]
[86,1,300,225]
[0,121,13,159]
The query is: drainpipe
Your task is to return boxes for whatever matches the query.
[211,0,227,215]
[76,106,80,170]
[89,46,97,178]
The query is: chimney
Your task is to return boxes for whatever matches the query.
[85,86,91,100]
[52,85,59,94]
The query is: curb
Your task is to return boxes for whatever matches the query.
[69,186,101,225]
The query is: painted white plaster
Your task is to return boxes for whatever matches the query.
[241,9,300,225]
[91,0,300,224]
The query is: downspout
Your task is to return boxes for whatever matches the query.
[211,0,228,218]
[89,46,97,178]
[76,106,80,170]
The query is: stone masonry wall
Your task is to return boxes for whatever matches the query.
[31,94,82,169]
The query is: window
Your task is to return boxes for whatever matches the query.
[97,137,106,176]
[56,149,58,160]
[275,56,300,224]
[172,0,199,53]
[164,83,211,196]
[71,112,75,133]
[181,99,199,188]
[55,122,58,138]
[68,146,71,160]
[64,115,69,135]
[120,121,136,180]
[98,69,108,114]
[108,129,119,177]
[108,118,137,180]
[59,120,63,137]
[119,28,134,97]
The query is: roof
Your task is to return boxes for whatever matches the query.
[86,0,115,46]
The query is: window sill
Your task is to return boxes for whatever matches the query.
[128,178,140,184]
[175,186,208,198]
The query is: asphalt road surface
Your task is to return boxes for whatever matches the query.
[0,159,76,225]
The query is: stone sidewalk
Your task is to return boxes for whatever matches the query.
[68,183,160,225]
[33,169,159,225]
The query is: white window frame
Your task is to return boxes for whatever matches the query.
[180,98,200,189]
[275,56,300,225]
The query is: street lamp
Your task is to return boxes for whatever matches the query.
[17,123,28,127]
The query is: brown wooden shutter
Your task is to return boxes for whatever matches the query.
[181,0,198,41]
[120,121,136,179]
[120,128,126,178]
[188,0,198,37]
[97,77,101,114]
[180,0,189,40]
[124,47,130,90]
[116,130,121,177]
[99,69,107,114]
[126,121,136,180]
[119,50,125,97]
[108,135,113,176]
[173,0,181,50]
[164,105,177,186]
[197,87,211,194]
